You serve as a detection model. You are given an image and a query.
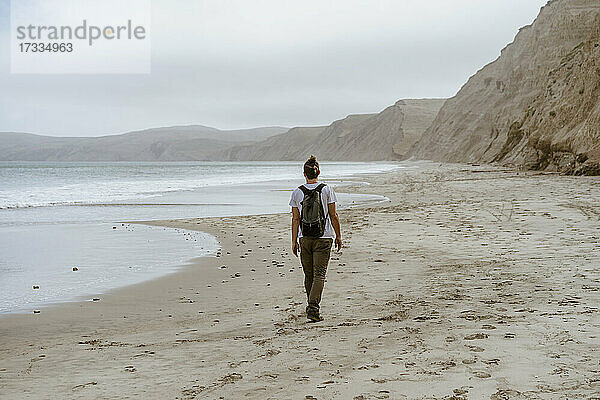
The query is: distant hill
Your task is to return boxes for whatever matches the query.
[0,100,445,162]
[223,99,445,161]
[413,0,600,175]
[0,126,287,161]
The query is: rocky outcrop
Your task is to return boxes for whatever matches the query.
[413,0,600,175]
[225,99,445,161]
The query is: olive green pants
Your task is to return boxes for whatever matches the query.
[299,237,333,313]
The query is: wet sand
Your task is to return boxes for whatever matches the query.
[0,162,598,399]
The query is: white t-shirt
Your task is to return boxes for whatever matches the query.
[289,182,337,239]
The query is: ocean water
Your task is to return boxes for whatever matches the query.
[0,161,399,313]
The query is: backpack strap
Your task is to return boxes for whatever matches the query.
[298,185,310,195]
[298,183,326,195]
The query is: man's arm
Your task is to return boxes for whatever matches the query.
[291,207,300,257]
[328,202,342,251]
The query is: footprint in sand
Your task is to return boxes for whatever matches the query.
[490,389,524,399]
[467,345,485,352]
[72,382,97,390]
[483,358,500,365]
[464,333,489,340]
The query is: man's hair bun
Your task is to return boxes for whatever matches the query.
[304,155,320,179]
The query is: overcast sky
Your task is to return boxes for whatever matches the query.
[0,0,547,137]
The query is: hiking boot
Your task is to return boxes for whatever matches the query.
[307,311,324,322]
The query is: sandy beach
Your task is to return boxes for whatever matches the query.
[1,162,598,400]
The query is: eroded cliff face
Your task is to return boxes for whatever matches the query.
[413,0,600,175]
[225,99,444,161]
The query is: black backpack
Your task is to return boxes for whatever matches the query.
[299,183,326,237]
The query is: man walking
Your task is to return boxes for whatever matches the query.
[290,155,342,322]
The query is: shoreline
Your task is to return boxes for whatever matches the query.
[1,162,598,399]
[0,165,396,316]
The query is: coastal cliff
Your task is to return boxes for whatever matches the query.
[413,0,600,175]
